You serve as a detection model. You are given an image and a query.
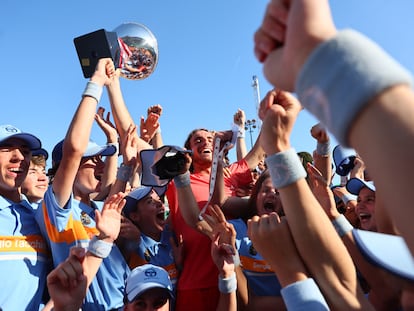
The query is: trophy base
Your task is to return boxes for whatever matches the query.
[74,29,120,78]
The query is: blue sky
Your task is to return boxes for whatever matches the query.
[1,0,414,177]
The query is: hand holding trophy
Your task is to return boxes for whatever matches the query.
[74,22,158,80]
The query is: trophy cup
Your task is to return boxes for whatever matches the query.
[74,22,158,80]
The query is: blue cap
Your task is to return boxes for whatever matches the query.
[353,229,414,281]
[123,185,166,217]
[52,139,117,166]
[346,178,375,195]
[32,148,49,160]
[333,145,357,176]
[0,125,41,151]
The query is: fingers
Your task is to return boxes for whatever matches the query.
[48,246,86,288]
[254,1,288,62]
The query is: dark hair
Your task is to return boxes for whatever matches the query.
[183,128,211,173]
[244,169,271,221]
[184,128,210,150]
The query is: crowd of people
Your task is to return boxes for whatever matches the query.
[2,0,414,310]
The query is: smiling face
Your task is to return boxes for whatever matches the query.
[20,158,48,203]
[355,187,376,231]
[0,138,31,201]
[255,176,283,216]
[187,129,214,167]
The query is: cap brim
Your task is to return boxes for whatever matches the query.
[346,178,375,195]
[127,282,174,302]
[353,229,414,281]
[83,144,117,158]
[32,148,49,160]
[10,133,41,151]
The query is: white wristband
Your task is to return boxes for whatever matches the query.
[316,142,330,156]
[173,171,191,188]
[265,148,307,189]
[296,29,413,146]
[82,81,103,102]
[218,272,237,294]
[117,164,133,182]
[88,236,113,258]
[332,214,353,237]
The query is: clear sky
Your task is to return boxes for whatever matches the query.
[1,0,414,176]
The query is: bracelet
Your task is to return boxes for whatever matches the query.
[82,81,103,103]
[316,141,330,156]
[332,214,353,237]
[233,249,240,267]
[107,142,119,155]
[341,193,357,205]
[218,272,237,294]
[116,164,133,182]
[87,236,113,258]
[296,29,413,147]
[173,171,191,188]
[265,148,307,189]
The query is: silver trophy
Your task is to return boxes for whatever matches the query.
[114,22,158,80]
[74,22,158,80]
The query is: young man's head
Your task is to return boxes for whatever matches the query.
[124,264,174,311]
[0,125,41,201]
[184,128,213,172]
[123,186,167,241]
[48,139,116,194]
[21,148,49,203]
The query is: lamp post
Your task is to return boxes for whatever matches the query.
[245,119,257,148]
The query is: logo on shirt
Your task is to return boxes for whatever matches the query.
[81,212,92,226]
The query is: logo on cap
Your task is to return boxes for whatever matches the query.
[5,126,19,133]
[145,268,157,278]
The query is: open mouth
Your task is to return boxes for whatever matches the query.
[156,211,166,221]
[264,201,276,212]
[359,213,371,221]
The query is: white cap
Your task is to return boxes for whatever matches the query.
[125,264,173,302]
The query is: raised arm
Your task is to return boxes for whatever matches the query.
[258,89,372,310]
[53,58,115,207]
[255,0,414,257]
[91,107,119,201]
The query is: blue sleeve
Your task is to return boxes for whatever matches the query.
[281,278,329,311]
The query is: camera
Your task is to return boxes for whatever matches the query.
[154,151,188,180]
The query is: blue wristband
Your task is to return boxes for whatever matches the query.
[296,29,413,147]
[265,148,307,189]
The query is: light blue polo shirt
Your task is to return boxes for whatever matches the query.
[0,195,51,310]
[36,186,130,311]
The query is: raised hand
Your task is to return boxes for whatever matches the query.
[258,89,302,155]
[254,0,337,90]
[95,192,126,242]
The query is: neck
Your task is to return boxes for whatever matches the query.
[1,188,21,203]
